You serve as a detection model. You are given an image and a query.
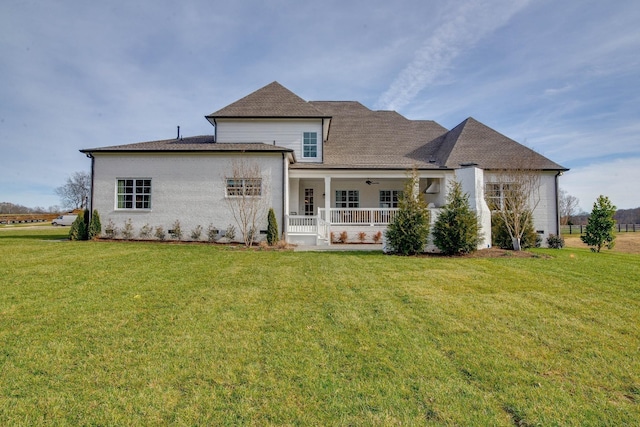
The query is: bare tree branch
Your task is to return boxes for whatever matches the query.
[55,171,90,210]
[224,159,269,247]
[485,157,541,251]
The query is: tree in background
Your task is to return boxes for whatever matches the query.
[385,169,430,255]
[559,188,580,225]
[55,171,90,210]
[433,180,481,255]
[581,195,616,252]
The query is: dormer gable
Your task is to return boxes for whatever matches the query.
[206,81,329,120]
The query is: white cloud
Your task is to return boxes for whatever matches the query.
[375,0,531,111]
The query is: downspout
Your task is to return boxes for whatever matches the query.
[555,171,562,235]
[282,152,288,241]
[86,152,95,222]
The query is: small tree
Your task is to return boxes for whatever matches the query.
[267,208,279,246]
[486,160,541,251]
[433,180,481,255]
[88,210,101,239]
[385,169,430,255]
[581,195,616,252]
[224,160,269,247]
[491,212,539,249]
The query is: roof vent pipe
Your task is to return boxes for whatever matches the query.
[177,126,180,139]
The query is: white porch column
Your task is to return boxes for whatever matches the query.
[455,166,492,249]
[283,155,290,241]
[324,176,331,245]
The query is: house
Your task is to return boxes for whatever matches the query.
[81,81,567,248]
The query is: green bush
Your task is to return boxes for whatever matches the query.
[69,211,88,241]
[88,210,101,240]
[267,208,279,245]
[491,212,539,249]
[385,171,430,255]
[546,234,565,249]
[432,180,481,255]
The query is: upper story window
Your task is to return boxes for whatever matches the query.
[226,178,262,197]
[117,179,151,209]
[303,132,318,158]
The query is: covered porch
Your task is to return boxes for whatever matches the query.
[284,169,449,245]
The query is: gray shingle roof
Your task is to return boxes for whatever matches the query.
[83,82,567,172]
[81,135,292,153]
[207,81,329,118]
[295,101,447,169]
[434,118,567,170]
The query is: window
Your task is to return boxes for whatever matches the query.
[303,132,318,158]
[379,190,401,208]
[304,188,314,216]
[335,190,359,208]
[226,178,262,197]
[117,179,151,209]
[485,183,519,210]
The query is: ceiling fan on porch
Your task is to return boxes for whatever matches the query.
[365,179,379,185]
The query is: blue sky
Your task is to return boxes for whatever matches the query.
[1,0,639,211]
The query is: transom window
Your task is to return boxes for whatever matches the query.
[117,179,151,209]
[335,190,359,208]
[379,190,401,208]
[303,132,318,158]
[226,178,262,197]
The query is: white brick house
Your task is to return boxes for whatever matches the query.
[82,82,567,248]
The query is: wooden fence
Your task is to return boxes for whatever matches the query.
[562,224,640,235]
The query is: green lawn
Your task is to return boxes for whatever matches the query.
[1,229,639,426]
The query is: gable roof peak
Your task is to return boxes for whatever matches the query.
[207,81,329,119]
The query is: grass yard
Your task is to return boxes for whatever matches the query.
[1,228,639,426]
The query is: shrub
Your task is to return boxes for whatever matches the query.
[385,170,430,255]
[330,232,336,243]
[191,225,203,240]
[154,225,166,240]
[88,210,101,240]
[122,219,134,240]
[546,234,565,249]
[139,223,153,239]
[357,231,367,243]
[105,219,116,238]
[372,231,383,244]
[169,220,182,240]
[581,195,616,252]
[224,224,236,241]
[69,211,87,241]
[492,213,538,250]
[207,224,218,242]
[432,180,481,255]
[267,208,279,246]
[339,231,348,243]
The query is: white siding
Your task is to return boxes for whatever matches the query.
[91,152,285,241]
[216,119,323,162]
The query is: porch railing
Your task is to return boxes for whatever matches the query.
[318,208,399,225]
[287,215,318,234]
